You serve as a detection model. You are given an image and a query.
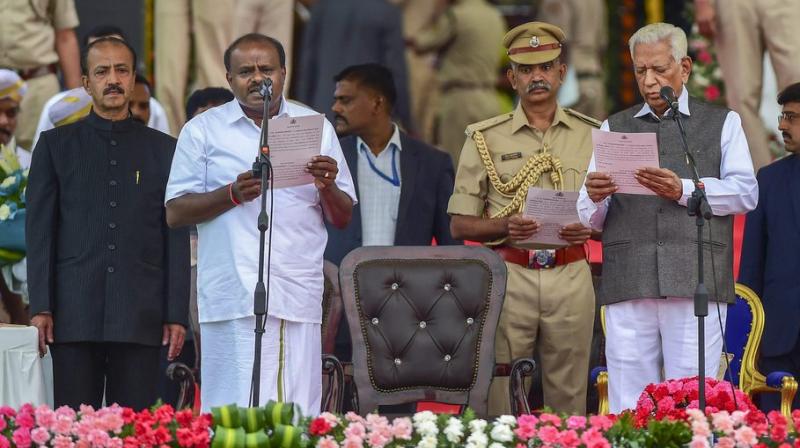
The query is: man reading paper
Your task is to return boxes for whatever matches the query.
[577,22,758,413]
[448,22,600,415]
[165,33,356,414]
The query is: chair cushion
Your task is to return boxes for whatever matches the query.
[352,258,494,392]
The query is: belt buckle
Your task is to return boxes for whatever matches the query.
[529,249,556,269]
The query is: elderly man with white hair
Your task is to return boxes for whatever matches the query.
[577,22,758,412]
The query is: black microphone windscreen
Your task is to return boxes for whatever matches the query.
[659,86,676,103]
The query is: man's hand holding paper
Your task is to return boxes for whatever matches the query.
[591,129,661,196]
[516,187,588,248]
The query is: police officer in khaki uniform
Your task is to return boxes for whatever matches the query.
[448,22,599,415]
[409,0,506,164]
[537,0,607,119]
[0,0,81,150]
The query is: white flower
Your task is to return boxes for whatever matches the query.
[1,176,15,188]
[0,204,10,221]
[490,423,514,442]
[693,73,710,88]
[489,444,506,448]
[443,417,464,443]
[465,431,488,448]
[412,411,437,427]
[416,435,438,448]
[495,415,517,427]
[712,67,722,81]
[468,419,487,434]
[416,420,439,438]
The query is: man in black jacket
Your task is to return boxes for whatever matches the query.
[26,37,189,410]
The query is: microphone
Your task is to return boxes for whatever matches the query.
[659,86,679,112]
[258,78,273,99]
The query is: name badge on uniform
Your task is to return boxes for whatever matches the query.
[501,152,522,161]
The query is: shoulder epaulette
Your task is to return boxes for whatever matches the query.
[464,113,514,138]
[564,108,602,128]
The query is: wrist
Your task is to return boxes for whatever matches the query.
[228,182,241,206]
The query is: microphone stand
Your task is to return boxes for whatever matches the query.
[669,104,713,412]
[249,81,273,407]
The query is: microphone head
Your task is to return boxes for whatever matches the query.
[259,78,273,99]
[659,85,676,103]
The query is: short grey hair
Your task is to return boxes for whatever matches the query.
[628,22,688,62]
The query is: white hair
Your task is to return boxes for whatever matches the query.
[628,22,688,62]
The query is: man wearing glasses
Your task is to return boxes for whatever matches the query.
[740,81,800,412]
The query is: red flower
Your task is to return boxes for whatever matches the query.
[154,404,175,425]
[697,50,713,64]
[121,408,136,424]
[176,428,195,447]
[176,409,194,428]
[705,85,721,102]
[309,417,333,436]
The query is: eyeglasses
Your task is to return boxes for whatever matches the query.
[778,112,798,124]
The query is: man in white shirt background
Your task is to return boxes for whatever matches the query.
[577,22,758,413]
[165,33,356,414]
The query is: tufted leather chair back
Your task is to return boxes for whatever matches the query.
[322,260,343,355]
[340,246,507,416]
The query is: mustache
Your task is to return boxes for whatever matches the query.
[784,132,793,140]
[526,81,552,93]
[334,114,348,125]
[103,85,124,95]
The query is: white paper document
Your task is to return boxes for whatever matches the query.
[591,129,660,195]
[519,187,581,248]
[268,114,324,188]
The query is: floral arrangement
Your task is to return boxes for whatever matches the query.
[3,378,800,448]
[684,7,726,106]
[0,403,211,448]
[635,377,757,427]
[0,143,28,265]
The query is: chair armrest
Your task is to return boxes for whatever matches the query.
[321,354,345,414]
[591,367,609,415]
[765,371,798,421]
[508,358,536,416]
[166,361,196,410]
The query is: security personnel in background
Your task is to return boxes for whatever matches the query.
[408,0,506,165]
[0,0,82,150]
[447,22,599,415]
[537,0,608,119]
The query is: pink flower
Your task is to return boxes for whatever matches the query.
[556,429,581,448]
[78,405,95,417]
[55,406,77,420]
[711,411,734,435]
[566,415,586,430]
[345,412,365,425]
[716,436,735,448]
[30,427,51,446]
[689,435,709,448]
[53,415,74,435]
[734,426,758,446]
[317,436,340,448]
[580,428,610,448]
[515,415,538,441]
[390,418,412,440]
[0,436,9,448]
[0,406,17,418]
[539,413,561,427]
[589,415,613,431]
[13,428,33,448]
[697,50,713,64]
[656,396,676,415]
[34,405,57,431]
[343,436,363,448]
[344,422,366,440]
[0,418,6,432]
[538,426,559,444]
[51,435,75,448]
[16,411,35,429]
[367,432,389,448]
[320,412,340,428]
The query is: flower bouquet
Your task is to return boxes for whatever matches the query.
[0,143,27,266]
[0,402,212,448]
[685,25,726,106]
[634,377,757,427]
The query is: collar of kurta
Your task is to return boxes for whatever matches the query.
[86,109,136,132]
[511,102,574,134]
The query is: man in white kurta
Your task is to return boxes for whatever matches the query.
[164,34,356,415]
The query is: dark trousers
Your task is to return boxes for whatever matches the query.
[758,337,800,412]
[51,342,160,411]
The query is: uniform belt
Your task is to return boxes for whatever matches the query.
[493,245,585,269]
[440,81,495,92]
[16,64,57,80]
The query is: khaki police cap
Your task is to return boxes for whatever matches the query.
[502,22,566,65]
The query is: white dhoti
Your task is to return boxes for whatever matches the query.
[605,297,728,413]
[199,315,321,416]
